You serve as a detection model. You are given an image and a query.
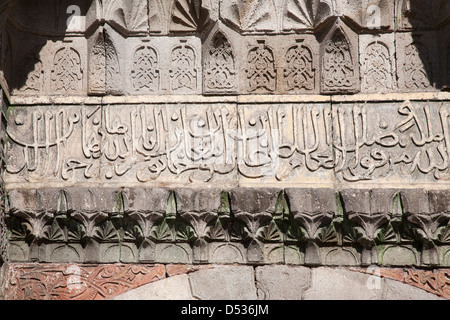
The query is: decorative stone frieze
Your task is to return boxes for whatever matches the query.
[1,0,450,300]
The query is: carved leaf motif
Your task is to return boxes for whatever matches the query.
[100,0,148,32]
[283,0,333,30]
[284,42,315,91]
[220,0,276,31]
[362,42,394,92]
[170,0,210,32]
[204,32,236,92]
[51,47,83,93]
[131,46,160,92]
[322,29,356,91]
[170,42,197,91]
[93,220,119,242]
[404,43,432,90]
[43,219,65,242]
[17,51,44,93]
[246,41,276,92]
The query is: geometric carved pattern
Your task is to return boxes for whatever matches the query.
[204,32,236,93]
[246,40,276,92]
[284,40,315,91]
[131,46,160,93]
[51,47,83,94]
[322,28,356,92]
[361,41,395,92]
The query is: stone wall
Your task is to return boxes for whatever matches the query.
[0,0,449,300]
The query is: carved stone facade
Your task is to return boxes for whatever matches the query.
[0,0,449,300]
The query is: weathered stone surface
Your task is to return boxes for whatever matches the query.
[113,274,194,300]
[1,0,450,300]
[303,267,383,300]
[382,278,444,300]
[256,265,311,300]
[189,266,257,300]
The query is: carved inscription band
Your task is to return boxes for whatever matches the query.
[5,100,450,186]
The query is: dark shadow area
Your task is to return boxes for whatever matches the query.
[1,0,91,94]
[403,0,450,90]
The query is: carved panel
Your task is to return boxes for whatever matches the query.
[5,264,165,300]
[50,46,84,94]
[320,24,359,94]
[360,34,396,93]
[14,47,44,95]
[283,40,315,92]
[170,40,198,92]
[88,29,121,95]
[4,101,450,186]
[333,101,450,183]
[245,40,277,93]
[203,31,237,94]
[396,33,438,92]
[130,45,160,93]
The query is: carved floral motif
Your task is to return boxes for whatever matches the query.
[322,29,356,92]
[361,41,395,92]
[284,41,315,91]
[246,41,276,92]
[204,32,236,93]
[5,264,165,300]
[131,46,160,93]
[170,41,197,91]
[51,47,83,93]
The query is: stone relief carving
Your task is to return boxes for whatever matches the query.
[220,0,277,32]
[130,45,160,93]
[203,31,236,94]
[4,101,449,185]
[170,41,198,92]
[321,27,357,93]
[88,30,121,95]
[283,40,315,91]
[361,41,395,92]
[16,50,44,94]
[4,187,450,266]
[283,0,334,31]
[51,47,83,94]
[403,42,433,90]
[170,0,211,33]
[246,40,277,93]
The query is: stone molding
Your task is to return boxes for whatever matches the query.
[4,263,448,300]
[4,187,450,267]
